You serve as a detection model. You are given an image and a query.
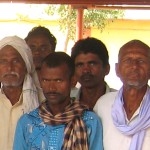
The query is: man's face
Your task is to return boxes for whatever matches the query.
[40,63,71,107]
[0,45,27,87]
[116,45,150,89]
[74,53,109,88]
[26,35,52,70]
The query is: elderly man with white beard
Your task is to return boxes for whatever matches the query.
[0,36,45,150]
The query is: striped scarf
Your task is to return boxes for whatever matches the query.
[39,100,89,150]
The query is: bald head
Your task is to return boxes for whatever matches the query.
[118,40,150,62]
[116,39,150,89]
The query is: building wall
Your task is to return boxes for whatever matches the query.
[91,19,150,89]
[0,19,150,89]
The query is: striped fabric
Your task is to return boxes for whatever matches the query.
[39,100,89,150]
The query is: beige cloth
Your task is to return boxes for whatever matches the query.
[0,36,45,150]
[0,35,45,112]
[0,90,24,150]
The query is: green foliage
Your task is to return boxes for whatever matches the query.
[16,13,29,20]
[45,5,124,41]
[84,9,124,29]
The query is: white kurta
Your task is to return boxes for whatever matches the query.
[94,91,150,150]
[0,90,24,150]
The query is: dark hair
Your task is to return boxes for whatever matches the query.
[25,26,57,51]
[71,37,109,67]
[42,52,75,78]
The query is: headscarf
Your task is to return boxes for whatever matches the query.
[39,100,89,150]
[0,35,45,112]
[111,86,150,150]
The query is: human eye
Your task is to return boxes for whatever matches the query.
[12,58,21,64]
[137,59,145,64]
[0,59,7,64]
[56,79,63,83]
[75,63,83,68]
[41,47,46,51]
[30,45,37,51]
[41,46,49,52]
[89,61,98,66]
[42,79,49,83]
[13,60,18,63]
[122,58,132,64]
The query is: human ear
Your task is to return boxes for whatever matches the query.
[115,63,120,78]
[104,64,110,76]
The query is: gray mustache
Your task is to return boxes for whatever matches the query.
[2,72,19,78]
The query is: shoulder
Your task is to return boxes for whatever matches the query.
[82,111,102,126]
[82,110,99,120]
[110,88,117,92]
[18,108,41,124]
[105,83,117,93]
[96,91,117,105]
[94,91,118,113]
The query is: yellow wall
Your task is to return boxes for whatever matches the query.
[91,19,150,89]
[0,19,150,89]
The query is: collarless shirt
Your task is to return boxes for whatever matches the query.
[0,89,24,150]
[94,91,150,150]
[70,82,116,101]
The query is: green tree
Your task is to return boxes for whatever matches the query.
[45,5,124,52]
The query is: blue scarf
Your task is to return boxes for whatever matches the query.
[111,86,150,150]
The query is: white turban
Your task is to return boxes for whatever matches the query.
[0,36,45,113]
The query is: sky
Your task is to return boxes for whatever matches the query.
[124,10,150,19]
[0,3,150,20]
[0,3,149,89]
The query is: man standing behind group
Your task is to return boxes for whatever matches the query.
[13,52,103,150]
[94,40,150,150]
[71,37,116,109]
[0,36,45,150]
[25,26,57,76]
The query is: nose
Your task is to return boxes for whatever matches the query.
[131,60,139,69]
[48,81,57,92]
[32,47,41,55]
[7,62,14,71]
[82,64,91,73]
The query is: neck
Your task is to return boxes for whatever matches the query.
[46,98,71,116]
[2,86,22,105]
[123,85,147,120]
[80,84,106,109]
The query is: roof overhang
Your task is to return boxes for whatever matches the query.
[1,0,150,5]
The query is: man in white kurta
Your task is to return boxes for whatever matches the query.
[0,93,24,150]
[94,39,150,150]
[94,91,150,150]
[0,36,45,150]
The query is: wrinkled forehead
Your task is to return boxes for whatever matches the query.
[0,44,25,59]
[0,44,31,73]
[119,44,150,59]
[0,36,33,73]
[0,45,20,53]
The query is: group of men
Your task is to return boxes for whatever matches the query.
[0,25,150,150]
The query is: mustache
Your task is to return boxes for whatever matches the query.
[2,72,19,78]
[44,92,61,95]
[80,73,94,79]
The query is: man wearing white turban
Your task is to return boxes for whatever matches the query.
[0,36,45,150]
